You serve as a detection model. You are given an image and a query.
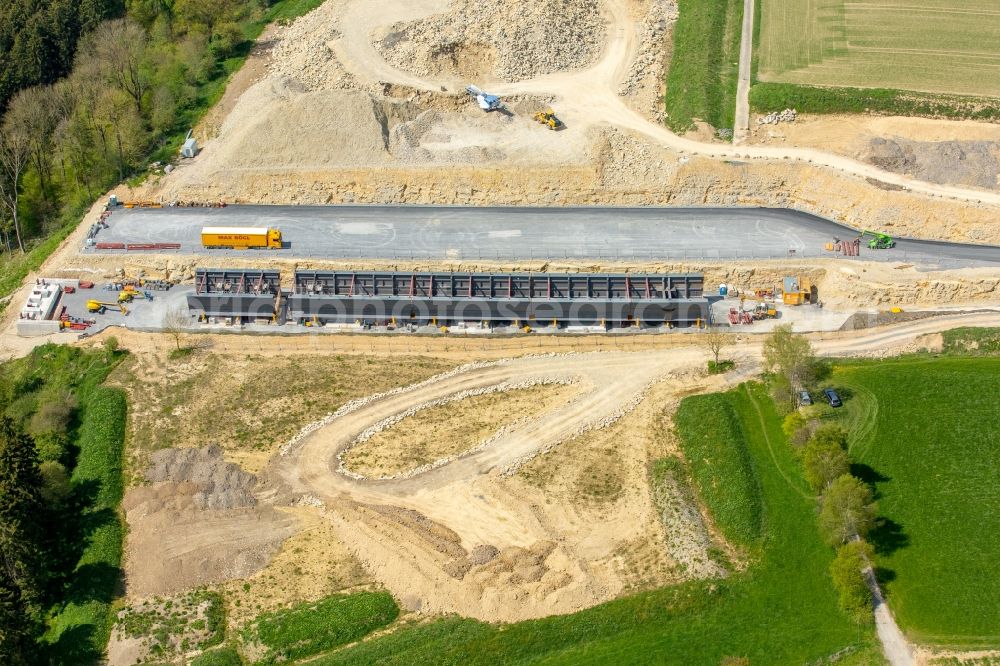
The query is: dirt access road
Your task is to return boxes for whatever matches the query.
[262,311,1000,622]
[335,0,1000,205]
[270,350,700,620]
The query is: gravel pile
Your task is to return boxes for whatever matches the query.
[146,445,257,509]
[757,108,797,125]
[266,1,354,91]
[374,0,606,82]
[864,137,1000,189]
[618,0,677,97]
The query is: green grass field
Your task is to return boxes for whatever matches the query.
[757,0,1000,97]
[241,591,399,665]
[826,357,1000,647]
[673,395,763,547]
[302,384,880,665]
[664,0,743,133]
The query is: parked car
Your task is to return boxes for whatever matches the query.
[798,390,813,406]
[823,388,843,408]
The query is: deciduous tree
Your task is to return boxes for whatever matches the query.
[831,539,875,622]
[802,437,850,492]
[0,124,31,253]
[763,324,815,409]
[162,304,189,350]
[819,474,877,546]
[702,329,736,366]
[0,417,45,608]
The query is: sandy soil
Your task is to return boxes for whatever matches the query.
[750,114,1000,189]
[750,114,1000,157]
[106,349,452,478]
[217,507,373,626]
[268,350,723,621]
[121,478,300,598]
[343,381,582,478]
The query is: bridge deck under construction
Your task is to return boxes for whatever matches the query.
[186,268,281,319]
[288,271,710,327]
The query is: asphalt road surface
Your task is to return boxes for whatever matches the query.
[89,205,1000,266]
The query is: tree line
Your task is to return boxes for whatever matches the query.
[0,341,124,663]
[763,325,880,622]
[0,0,125,115]
[0,0,272,259]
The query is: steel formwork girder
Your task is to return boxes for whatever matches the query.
[293,271,704,301]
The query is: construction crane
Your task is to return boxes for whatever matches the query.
[532,109,563,130]
[859,229,895,249]
[87,300,129,315]
[465,85,503,112]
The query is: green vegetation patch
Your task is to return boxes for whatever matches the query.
[941,327,1000,357]
[0,225,73,305]
[311,384,878,665]
[756,0,1000,98]
[114,590,225,661]
[749,83,1000,121]
[674,394,763,546]
[663,0,743,133]
[832,357,1000,647]
[191,645,244,666]
[42,386,128,661]
[0,343,128,662]
[241,590,399,664]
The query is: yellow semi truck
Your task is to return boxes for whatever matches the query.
[201,227,282,250]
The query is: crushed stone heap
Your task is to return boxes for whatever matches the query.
[374,0,606,82]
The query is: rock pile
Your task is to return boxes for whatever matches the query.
[146,445,257,510]
[266,1,354,91]
[373,0,606,82]
[757,108,797,125]
[863,137,1000,190]
[618,0,678,97]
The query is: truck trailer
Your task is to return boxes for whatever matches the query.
[201,227,282,250]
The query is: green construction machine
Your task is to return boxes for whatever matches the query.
[860,229,895,250]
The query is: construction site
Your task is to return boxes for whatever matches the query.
[1,1,999,664]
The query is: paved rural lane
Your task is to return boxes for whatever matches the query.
[91,205,1000,266]
[733,0,755,143]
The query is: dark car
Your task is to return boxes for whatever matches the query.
[798,390,813,406]
[823,388,843,408]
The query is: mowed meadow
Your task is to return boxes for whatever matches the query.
[757,0,1000,97]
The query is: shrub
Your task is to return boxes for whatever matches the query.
[39,461,72,504]
[28,394,77,437]
[191,646,243,666]
[708,360,736,374]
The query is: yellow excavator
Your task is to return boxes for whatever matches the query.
[533,109,563,130]
[87,300,129,315]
